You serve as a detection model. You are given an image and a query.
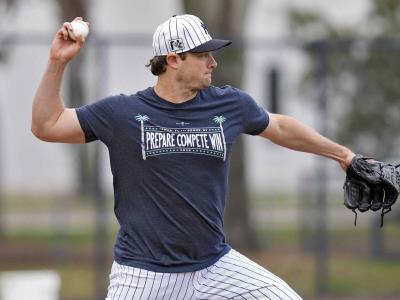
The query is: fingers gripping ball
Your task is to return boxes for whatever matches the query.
[68,20,89,41]
[343,154,400,227]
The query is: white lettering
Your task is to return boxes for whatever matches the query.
[200,134,209,148]
[146,132,151,150]
[150,132,156,149]
[177,134,184,147]
[209,134,223,151]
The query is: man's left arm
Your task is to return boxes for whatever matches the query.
[259,113,355,171]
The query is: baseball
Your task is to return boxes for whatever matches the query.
[68,20,89,41]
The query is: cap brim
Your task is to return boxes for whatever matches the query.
[190,39,232,53]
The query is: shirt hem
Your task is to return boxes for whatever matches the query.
[114,245,231,273]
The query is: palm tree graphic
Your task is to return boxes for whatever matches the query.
[213,116,227,161]
[135,114,149,160]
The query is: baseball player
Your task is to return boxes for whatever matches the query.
[32,15,355,299]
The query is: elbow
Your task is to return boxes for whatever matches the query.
[31,123,51,142]
[31,124,44,140]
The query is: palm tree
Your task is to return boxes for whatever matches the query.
[213,115,226,161]
[135,114,150,160]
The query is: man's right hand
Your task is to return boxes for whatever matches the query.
[50,17,89,64]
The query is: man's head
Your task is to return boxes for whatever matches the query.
[147,14,231,81]
[152,14,231,56]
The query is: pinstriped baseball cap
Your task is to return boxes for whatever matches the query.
[152,14,232,56]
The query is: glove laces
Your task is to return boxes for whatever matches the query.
[352,207,390,227]
[351,209,358,226]
[380,207,391,227]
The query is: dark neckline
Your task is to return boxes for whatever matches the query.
[150,87,200,107]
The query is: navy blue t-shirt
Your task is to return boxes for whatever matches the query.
[76,85,269,272]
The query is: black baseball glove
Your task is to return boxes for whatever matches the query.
[343,154,400,227]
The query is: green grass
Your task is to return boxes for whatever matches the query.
[329,257,400,296]
[58,264,96,299]
[245,247,400,298]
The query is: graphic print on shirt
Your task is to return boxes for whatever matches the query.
[135,114,227,161]
[135,114,150,160]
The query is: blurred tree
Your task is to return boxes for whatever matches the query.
[183,0,258,250]
[288,0,400,160]
[289,0,400,259]
[56,0,93,195]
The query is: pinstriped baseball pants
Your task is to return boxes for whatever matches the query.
[106,249,302,300]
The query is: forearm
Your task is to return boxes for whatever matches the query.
[31,59,67,137]
[262,114,354,170]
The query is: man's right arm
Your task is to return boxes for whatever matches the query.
[31,17,88,144]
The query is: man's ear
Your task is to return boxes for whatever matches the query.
[166,53,180,70]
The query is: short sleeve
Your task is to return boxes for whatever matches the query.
[239,90,269,135]
[75,96,118,144]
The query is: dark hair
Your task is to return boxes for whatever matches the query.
[146,53,187,76]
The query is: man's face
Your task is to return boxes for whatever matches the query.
[177,52,218,90]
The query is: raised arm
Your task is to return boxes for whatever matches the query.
[260,113,355,171]
[31,17,88,143]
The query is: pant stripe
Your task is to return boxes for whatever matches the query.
[147,271,157,299]
[112,264,124,299]
[194,271,231,299]
[122,267,135,300]
[219,257,280,285]
[154,272,164,299]
[175,272,187,299]
[218,256,299,300]
[234,288,271,300]
[212,263,271,288]
[168,273,178,299]
[106,249,302,300]
[206,264,265,289]
[200,267,254,297]
[249,289,271,300]
[230,252,292,288]
[258,288,273,299]
[182,272,194,300]
[109,264,119,299]
[139,269,149,300]
[187,289,195,300]
[161,273,171,299]
[229,251,301,300]
[196,269,247,299]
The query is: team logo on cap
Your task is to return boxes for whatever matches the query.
[169,38,185,52]
[201,22,209,35]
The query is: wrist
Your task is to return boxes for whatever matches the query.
[340,148,355,171]
[47,58,68,72]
